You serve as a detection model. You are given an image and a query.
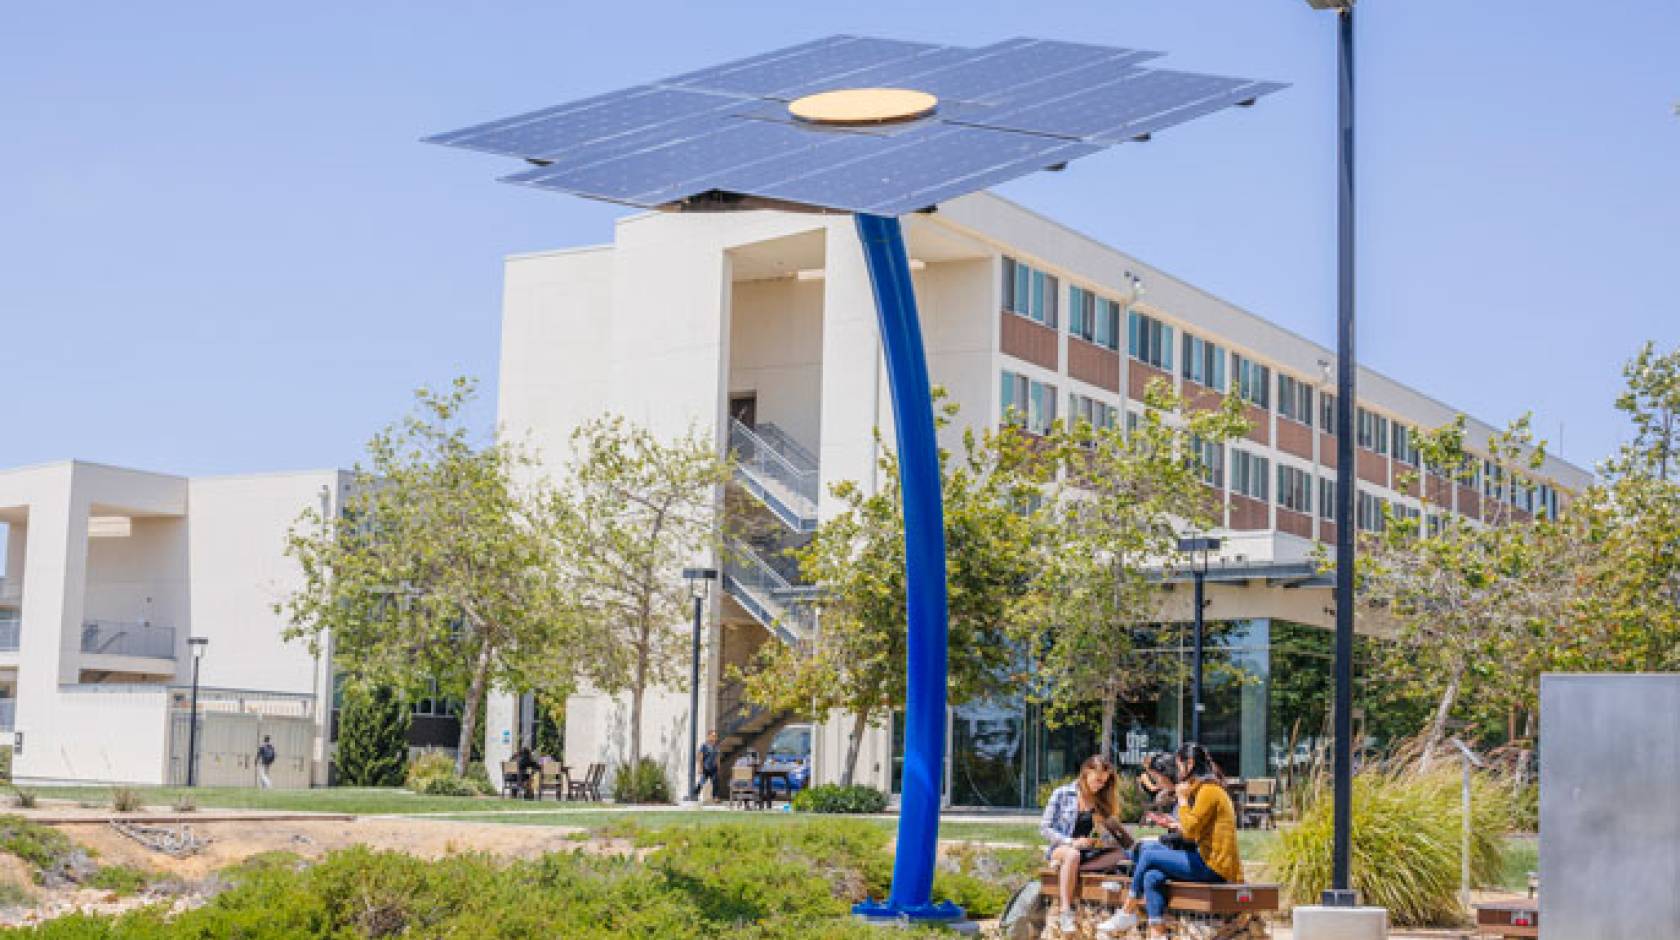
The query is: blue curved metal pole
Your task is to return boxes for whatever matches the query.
[850,213,961,924]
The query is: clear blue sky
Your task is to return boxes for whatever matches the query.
[3,1,1675,476]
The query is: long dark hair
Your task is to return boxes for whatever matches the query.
[1145,751,1178,785]
[1174,742,1222,784]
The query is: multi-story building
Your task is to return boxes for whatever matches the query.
[491,190,1591,809]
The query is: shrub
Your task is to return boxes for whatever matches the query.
[86,864,152,897]
[335,686,411,787]
[1272,768,1512,926]
[791,784,888,815]
[404,751,456,791]
[611,758,672,804]
[10,788,36,810]
[109,788,142,813]
[0,815,83,884]
[170,793,197,813]
[402,751,489,797]
[462,761,497,796]
[416,775,478,797]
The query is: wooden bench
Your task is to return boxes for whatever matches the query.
[1037,869,1280,916]
[1474,900,1538,938]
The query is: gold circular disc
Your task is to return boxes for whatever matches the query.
[788,87,938,126]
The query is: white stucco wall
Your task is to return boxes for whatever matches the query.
[21,685,170,784]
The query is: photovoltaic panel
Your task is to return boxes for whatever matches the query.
[428,34,1285,216]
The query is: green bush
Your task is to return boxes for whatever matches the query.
[462,761,497,796]
[611,758,672,804]
[0,815,77,880]
[10,788,35,810]
[335,685,411,787]
[404,750,455,790]
[402,751,489,797]
[1273,768,1512,926]
[791,784,888,814]
[86,865,151,897]
[108,788,142,813]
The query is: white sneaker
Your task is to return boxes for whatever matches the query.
[1096,909,1139,936]
[1058,910,1077,935]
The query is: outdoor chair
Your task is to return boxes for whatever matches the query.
[498,760,523,799]
[727,762,758,810]
[568,762,605,802]
[537,761,566,801]
[1243,777,1277,829]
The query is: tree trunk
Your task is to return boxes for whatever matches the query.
[1100,692,1117,763]
[629,651,648,766]
[456,642,493,777]
[1418,665,1464,773]
[840,707,871,787]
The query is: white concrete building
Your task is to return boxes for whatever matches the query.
[0,461,345,786]
[490,192,1592,808]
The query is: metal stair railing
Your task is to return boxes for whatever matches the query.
[729,419,819,533]
[81,620,177,659]
[721,539,815,646]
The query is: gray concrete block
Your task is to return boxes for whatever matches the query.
[1540,673,1680,940]
[1291,906,1388,939]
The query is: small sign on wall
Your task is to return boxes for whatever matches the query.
[500,729,511,745]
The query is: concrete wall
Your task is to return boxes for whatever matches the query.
[1540,673,1680,938]
[21,684,170,784]
[729,276,824,454]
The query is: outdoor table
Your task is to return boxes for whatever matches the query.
[755,766,794,808]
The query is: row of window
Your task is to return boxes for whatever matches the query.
[1001,370,1058,435]
[1068,285,1124,351]
[1068,392,1119,431]
[1002,257,1059,328]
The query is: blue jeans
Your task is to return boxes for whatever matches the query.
[1129,842,1223,922]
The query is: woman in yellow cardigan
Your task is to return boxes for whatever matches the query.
[1101,743,1242,938]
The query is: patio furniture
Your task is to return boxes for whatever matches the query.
[538,761,568,801]
[755,766,792,808]
[727,762,759,810]
[567,762,605,802]
[1243,778,1277,830]
[499,760,523,799]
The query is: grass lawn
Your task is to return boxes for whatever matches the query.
[19,784,513,816]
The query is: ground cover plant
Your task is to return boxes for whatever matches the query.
[790,784,887,814]
[0,820,1033,938]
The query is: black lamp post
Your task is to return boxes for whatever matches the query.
[1177,536,1221,744]
[681,566,718,803]
[185,636,208,787]
[1306,0,1360,907]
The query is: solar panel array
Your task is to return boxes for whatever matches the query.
[428,35,1284,217]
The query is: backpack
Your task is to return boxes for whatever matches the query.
[257,743,276,765]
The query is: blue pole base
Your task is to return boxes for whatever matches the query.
[852,898,966,925]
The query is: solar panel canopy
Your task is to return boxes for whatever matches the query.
[427,35,1285,217]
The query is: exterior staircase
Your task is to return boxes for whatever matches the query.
[729,419,819,533]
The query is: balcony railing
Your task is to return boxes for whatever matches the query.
[0,616,18,652]
[729,419,819,533]
[722,538,815,646]
[81,620,177,659]
[0,699,14,732]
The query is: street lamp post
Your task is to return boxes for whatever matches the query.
[1177,536,1221,744]
[185,636,208,787]
[681,566,718,804]
[1305,0,1360,907]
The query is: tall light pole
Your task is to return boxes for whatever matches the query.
[185,636,208,787]
[1306,0,1359,907]
[681,566,718,804]
[1177,536,1221,744]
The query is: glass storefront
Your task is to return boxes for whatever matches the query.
[892,618,1346,809]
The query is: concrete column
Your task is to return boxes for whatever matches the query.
[14,471,89,778]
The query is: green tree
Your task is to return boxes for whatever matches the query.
[738,397,1051,786]
[1024,379,1249,758]
[548,416,731,766]
[1560,341,1680,673]
[279,379,579,776]
[335,685,411,786]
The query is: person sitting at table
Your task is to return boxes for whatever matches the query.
[515,747,540,798]
[1041,755,1136,937]
[1099,743,1242,938]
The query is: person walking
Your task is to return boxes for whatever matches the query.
[691,730,720,802]
[255,735,276,789]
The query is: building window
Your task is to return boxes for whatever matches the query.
[1126,410,1141,438]
[1096,298,1122,351]
[1318,476,1337,520]
[1427,513,1448,538]
[1189,435,1224,487]
[1278,464,1312,513]
[1356,407,1390,455]
[1233,354,1271,410]
[1319,392,1337,434]
[1069,286,1095,343]
[1069,392,1118,432]
[1391,423,1419,467]
[1231,449,1269,501]
[1278,374,1313,425]
[1357,489,1388,532]
[1128,310,1174,371]
[1181,332,1227,391]
[1002,256,1058,328]
[1001,370,1057,435]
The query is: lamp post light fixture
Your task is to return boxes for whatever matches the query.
[1305,0,1360,907]
[185,636,209,787]
[681,566,719,804]
[1176,536,1221,744]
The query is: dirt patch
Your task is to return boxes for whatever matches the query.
[65,816,596,880]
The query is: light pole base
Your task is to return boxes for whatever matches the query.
[1294,905,1388,939]
[852,899,967,930]
[1320,888,1359,906]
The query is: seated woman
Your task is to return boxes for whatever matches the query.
[1100,743,1242,938]
[1137,751,1179,824]
[1040,755,1136,937]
